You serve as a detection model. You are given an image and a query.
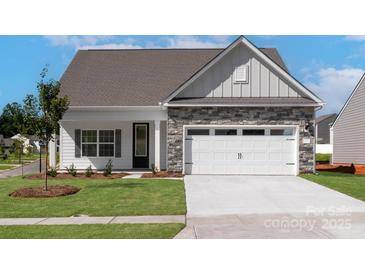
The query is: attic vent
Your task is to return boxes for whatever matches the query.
[234,64,249,83]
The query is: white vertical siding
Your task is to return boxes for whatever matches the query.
[60,120,167,170]
[176,43,302,99]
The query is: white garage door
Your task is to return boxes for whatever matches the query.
[184,127,297,175]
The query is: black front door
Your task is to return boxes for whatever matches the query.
[133,123,149,168]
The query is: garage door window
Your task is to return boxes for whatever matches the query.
[242,129,265,135]
[187,129,210,136]
[270,128,294,136]
[215,129,237,135]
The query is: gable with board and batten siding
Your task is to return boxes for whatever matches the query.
[175,43,303,100]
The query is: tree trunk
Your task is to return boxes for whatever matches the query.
[45,144,48,191]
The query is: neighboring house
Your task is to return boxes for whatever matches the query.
[315,113,337,154]
[0,134,14,154]
[53,36,324,175]
[332,74,365,165]
[11,134,40,153]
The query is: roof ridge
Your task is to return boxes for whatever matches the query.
[81,47,275,52]
[82,48,225,51]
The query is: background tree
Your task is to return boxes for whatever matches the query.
[35,68,69,190]
[0,102,24,138]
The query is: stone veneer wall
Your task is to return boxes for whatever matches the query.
[167,107,315,173]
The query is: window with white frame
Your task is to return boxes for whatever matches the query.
[234,64,249,83]
[82,130,97,157]
[81,130,115,157]
[99,130,114,157]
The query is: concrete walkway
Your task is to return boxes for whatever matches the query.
[0,215,185,226]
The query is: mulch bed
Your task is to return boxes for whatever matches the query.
[9,185,81,198]
[142,171,184,178]
[316,164,365,175]
[25,173,130,180]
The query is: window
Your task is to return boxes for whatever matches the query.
[82,130,97,157]
[234,64,248,83]
[99,130,114,157]
[81,130,115,157]
[242,129,265,136]
[215,129,237,135]
[270,128,294,136]
[187,129,210,136]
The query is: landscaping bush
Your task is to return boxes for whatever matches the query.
[47,167,58,177]
[85,165,94,177]
[151,164,158,175]
[103,160,113,176]
[66,163,77,176]
[316,153,331,162]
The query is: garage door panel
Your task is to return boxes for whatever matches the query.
[185,127,297,175]
[213,152,225,160]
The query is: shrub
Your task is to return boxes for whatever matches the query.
[103,160,113,176]
[66,163,77,176]
[85,165,94,177]
[47,167,58,177]
[151,163,159,175]
[315,153,331,162]
[2,151,9,160]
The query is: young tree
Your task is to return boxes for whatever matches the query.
[35,68,69,190]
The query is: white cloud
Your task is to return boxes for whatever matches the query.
[163,36,231,48]
[345,35,365,41]
[305,67,364,114]
[44,35,113,48]
[78,43,143,50]
[44,35,234,50]
[44,35,142,50]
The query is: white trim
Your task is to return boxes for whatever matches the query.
[163,36,324,105]
[69,106,163,110]
[165,103,320,107]
[331,73,365,128]
[182,124,300,175]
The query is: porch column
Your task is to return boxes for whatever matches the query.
[154,120,160,171]
[49,134,57,168]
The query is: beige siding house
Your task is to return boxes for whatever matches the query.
[332,74,365,164]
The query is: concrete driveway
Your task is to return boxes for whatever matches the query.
[175,175,365,239]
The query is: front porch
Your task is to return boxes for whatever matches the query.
[50,107,168,171]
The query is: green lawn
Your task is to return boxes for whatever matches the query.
[0,153,39,165]
[315,153,331,162]
[0,223,185,239]
[0,165,15,171]
[301,172,365,202]
[0,177,186,217]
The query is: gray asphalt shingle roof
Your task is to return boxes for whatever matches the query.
[60,48,289,107]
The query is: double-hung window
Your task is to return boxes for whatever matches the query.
[81,130,115,157]
[82,130,97,157]
[99,130,114,157]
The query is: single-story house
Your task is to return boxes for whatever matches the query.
[332,74,365,165]
[315,113,337,154]
[53,36,324,175]
[11,134,40,153]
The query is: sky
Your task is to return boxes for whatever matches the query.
[0,35,365,115]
